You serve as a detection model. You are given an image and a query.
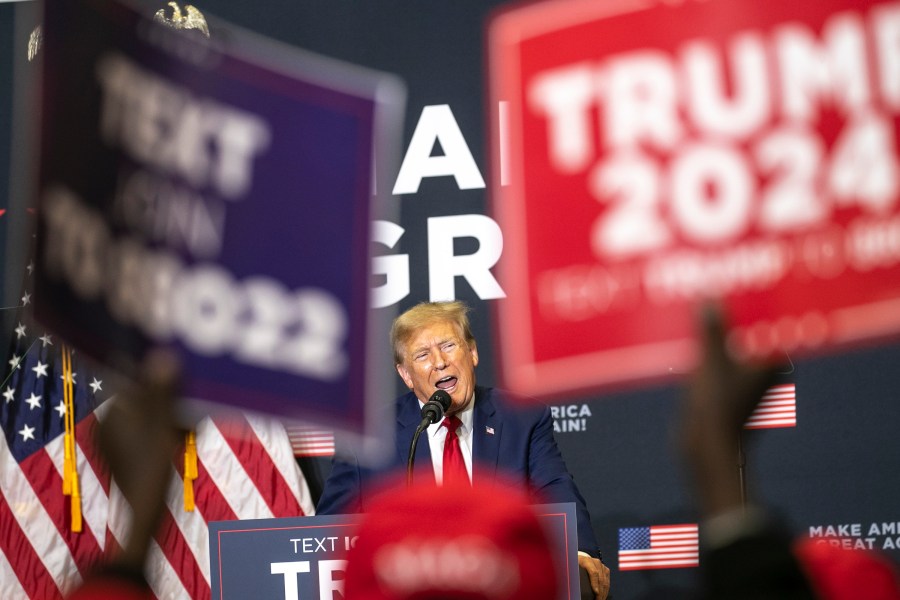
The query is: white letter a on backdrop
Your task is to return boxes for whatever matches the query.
[393,105,485,194]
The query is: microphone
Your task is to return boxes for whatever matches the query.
[420,390,452,425]
[407,390,453,486]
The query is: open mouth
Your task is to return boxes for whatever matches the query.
[435,376,457,391]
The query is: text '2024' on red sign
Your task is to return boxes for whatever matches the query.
[489,0,900,398]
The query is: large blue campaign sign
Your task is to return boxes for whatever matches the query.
[209,503,581,600]
[32,0,404,439]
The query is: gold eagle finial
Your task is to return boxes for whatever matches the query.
[27,25,42,61]
[153,2,210,38]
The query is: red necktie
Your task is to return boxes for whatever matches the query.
[441,416,469,486]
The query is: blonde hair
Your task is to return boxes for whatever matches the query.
[391,301,475,364]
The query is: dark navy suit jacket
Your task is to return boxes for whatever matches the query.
[317,386,601,559]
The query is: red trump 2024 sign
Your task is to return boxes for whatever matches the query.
[489,0,900,397]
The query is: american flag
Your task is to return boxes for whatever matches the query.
[285,424,335,457]
[618,524,699,571]
[744,383,797,429]
[1,303,315,598]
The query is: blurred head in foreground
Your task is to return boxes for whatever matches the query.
[343,479,559,600]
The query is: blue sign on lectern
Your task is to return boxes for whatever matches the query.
[209,503,581,600]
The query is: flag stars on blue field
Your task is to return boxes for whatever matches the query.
[39,334,53,347]
[61,372,76,384]
[21,292,31,306]
[55,401,66,418]
[8,355,22,370]
[3,387,14,403]
[15,323,26,339]
[32,360,49,378]
[25,393,42,410]
[89,378,103,394]
[18,423,35,442]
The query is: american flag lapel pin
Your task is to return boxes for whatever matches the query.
[485,425,495,435]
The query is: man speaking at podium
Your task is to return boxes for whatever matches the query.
[318,301,610,600]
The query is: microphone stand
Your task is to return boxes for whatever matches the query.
[407,419,431,487]
[737,433,747,513]
[406,390,451,487]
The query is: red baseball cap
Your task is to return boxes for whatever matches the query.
[343,479,559,600]
[794,538,900,600]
